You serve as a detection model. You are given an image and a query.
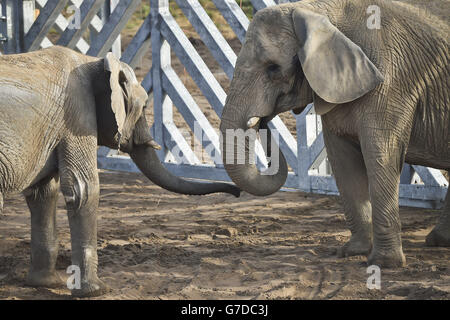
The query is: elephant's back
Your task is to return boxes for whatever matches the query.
[0,46,95,84]
[1,47,71,84]
[0,47,83,118]
[0,48,75,193]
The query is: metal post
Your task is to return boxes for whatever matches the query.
[0,1,7,53]
[296,106,312,193]
[400,164,414,184]
[109,0,121,57]
[91,0,122,58]
[2,0,20,53]
[88,0,103,47]
[22,0,36,35]
[0,0,33,55]
[150,0,172,160]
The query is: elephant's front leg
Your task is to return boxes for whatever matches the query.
[362,135,406,268]
[426,180,450,246]
[323,129,372,257]
[58,138,106,297]
[24,174,63,288]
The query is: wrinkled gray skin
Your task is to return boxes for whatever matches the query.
[0,46,240,297]
[220,0,449,268]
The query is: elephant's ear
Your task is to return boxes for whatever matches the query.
[104,52,127,136]
[292,8,383,112]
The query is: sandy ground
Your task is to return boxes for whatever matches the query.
[0,170,449,300]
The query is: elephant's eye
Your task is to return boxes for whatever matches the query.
[267,64,282,80]
[267,64,280,74]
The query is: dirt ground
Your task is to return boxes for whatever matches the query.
[0,170,449,300]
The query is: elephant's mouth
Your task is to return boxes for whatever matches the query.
[117,134,133,153]
[121,137,160,154]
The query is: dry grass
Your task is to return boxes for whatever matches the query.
[125,1,253,38]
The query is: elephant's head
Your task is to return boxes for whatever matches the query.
[220,5,383,196]
[95,52,156,153]
[96,53,240,197]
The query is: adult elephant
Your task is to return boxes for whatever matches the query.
[220,0,449,268]
[0,46,239,297]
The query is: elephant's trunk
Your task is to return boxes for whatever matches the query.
[129,145,240,197]
[220,107,288,196]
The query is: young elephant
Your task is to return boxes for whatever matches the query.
[0,46,239,297]
[220,0,449,267]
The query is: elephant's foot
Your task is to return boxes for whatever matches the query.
[337,235,372,257]
[426,226,450,247]
[26,269,64,288]
[368,248,406,268]
[71,277,108,298]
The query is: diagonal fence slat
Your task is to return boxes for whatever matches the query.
[36,0,90,53]
[160,9,227,116]
[267,117,298,173]
[57,0,105,49]
[175,0,236,79]
[212,0,249,44]
[87,0,140,57]
[250,0,277,11]
[24,0,69,51]
[70,0,103,32]
[121,14,152,68]
[412,166,448,187]
[162,66,223,163]
[163,123,201,165]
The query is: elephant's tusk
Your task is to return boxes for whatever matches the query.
[145,140,162,150]
[247,117,261,129]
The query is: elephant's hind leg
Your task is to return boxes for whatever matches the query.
[24,173,63,288]
[0,192,3,214]
[323,130,372,257]
[426,175,450,246]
